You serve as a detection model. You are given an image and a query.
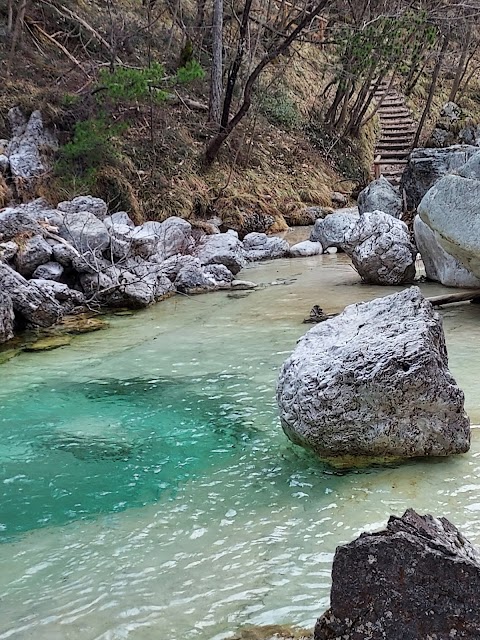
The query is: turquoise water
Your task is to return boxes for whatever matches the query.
[1,253,480,639]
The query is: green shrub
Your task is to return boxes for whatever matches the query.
[99,63,168,103]
[258,88,300,130]
[176,60,205,84]
[55,117,126,188]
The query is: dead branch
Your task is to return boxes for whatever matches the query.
[427,289,480,307]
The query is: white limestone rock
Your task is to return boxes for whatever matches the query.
[7,109,58,182]
[243,232,289,261]
[310,211,358,248]
[414,215,480,288]
[14,234,52,277]
[194,232,247,275]
[58,196,108,221]
[289,240,324,257]
[277,287,470,459]
[344,211,416,285]
[58,211,110,255]
[417,174,480,279]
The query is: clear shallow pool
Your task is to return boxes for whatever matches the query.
[1,254,480,640]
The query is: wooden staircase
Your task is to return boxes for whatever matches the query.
[372,83,416,186]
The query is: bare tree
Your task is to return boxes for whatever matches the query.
[209,0,224,124]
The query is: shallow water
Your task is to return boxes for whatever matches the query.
[1,254,480,639]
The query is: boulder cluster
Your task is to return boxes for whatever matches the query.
[0,196,300,344]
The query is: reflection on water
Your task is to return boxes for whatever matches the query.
[1,254,480,639]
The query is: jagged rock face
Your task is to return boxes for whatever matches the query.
[414,215,480,288]
[0,292,15,343]
[243,232,289,261]
[309,212,357,248]
[357,176,403,218]
[418,174,480,279]
[277,287,470,459]
[400,145,478,210]
[7,109,58,184]
[315,509,480,640]
[457,149,480,179]
[195,232,247,274]
[343,211,416,285]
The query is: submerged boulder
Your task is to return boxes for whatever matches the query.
[357,176,403,218]
[315,509,480,640]
[414,215,480,288]
[343,211,416,285]
[277,287,470,460]
[418,174,480,278]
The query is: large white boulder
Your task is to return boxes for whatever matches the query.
[418,174,480,278]
[414,215,480,288]
[58,210,110,254]
[344,211,416,285]
[289,240,323,257]
[277,287,470,460]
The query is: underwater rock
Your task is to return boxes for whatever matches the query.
[315,509,480,640]
[232,624,312,640]
[277,287,470,460]
[24,335,72,351]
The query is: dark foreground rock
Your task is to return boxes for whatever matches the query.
[315,509,480,640]
[277,287,470,459]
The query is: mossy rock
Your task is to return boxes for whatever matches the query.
[24,335,72,352]
[231,625,313,640]
[0,348,22,364]
[54,315,109,335]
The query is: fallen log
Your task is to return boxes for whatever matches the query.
[427,289,480,307]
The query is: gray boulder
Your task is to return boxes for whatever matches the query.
[277,287,470,460]
[357,176,402,218]
[289,240,323,257]
[0,241,18,261]
[344,211,416,285]
[7,109,58,183]
[0,292,14,343]
[51,241,79,267]
[310,211,358,248]
[457,149,480,179]
[175,260,232,293]
[0,262,62,327]
[129,221,164,258]
[31,261,64,282]
[195,232,247,275]
[104,211,135,228]
[0,206,42,240]
[414,215,480,288]
[418,174,480,278]
[315,509,480,640]
[58,211,110,255]
[156,216,193,260]
[400,145,478,210]
[30,279,85,311]
[14,234,52,277]
[243,232,289,261]
[159,254,199,281]
[58,196,108,221]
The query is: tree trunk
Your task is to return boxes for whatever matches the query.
[208,0,223,124]
[205,0,331,163]
[220,0,254,129]
[7,0,28,74]
[413,33,450,149]
[7,0,13,33]
[449,24,472,103]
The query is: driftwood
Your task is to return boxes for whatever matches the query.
[427,289,480,307]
